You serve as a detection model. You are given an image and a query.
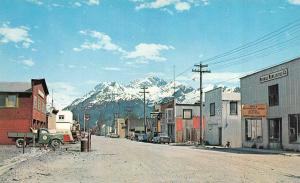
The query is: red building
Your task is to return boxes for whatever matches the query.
[0,79,49,144]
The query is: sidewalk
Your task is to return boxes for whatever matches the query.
[198,145,300,156]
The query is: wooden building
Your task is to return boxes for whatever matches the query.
[0,79,49,144]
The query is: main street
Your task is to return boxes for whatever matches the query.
[1,136,300,183]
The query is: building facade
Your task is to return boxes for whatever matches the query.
[159,100,175,142]
[204,87,241,147]
[175,104,201,143]
[56,110,74,134]
[0,79,48,144]
[241,58,300,151]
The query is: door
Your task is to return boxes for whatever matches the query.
[268,118,282,149]
[218,127,222,146]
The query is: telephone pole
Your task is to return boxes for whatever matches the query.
[192,63,211,145]
[139,86,149,133]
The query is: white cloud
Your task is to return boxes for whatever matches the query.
[68,65,76,69]
[22,59,35,67]
[175,2,191,11]
[103,67,122,71]
[177,72,244,86]
[47,82,81,110]
[0,23,33,48]
[125,43,174,62]
[74,2,82,7]
[26,0,43,5]
[86,0,100,6]
[288,0,300,5]
[74,30,125,53]
[133,0,206,12]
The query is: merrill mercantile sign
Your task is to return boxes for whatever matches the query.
[242,104,267,117]
[260,68,288,83]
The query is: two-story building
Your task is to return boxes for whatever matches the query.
[204,87,241,147]
[240,57,300,151]
[0,79,48,144]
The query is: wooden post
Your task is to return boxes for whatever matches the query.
[23,135,25,154]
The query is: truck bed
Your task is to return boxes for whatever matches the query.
[7,132,36,138]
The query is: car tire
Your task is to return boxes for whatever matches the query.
[16,138,26,148]
[51,139,61,150]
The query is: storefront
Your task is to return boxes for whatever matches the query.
[241,58,300,151]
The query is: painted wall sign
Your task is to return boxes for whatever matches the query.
[38,90,45,98]
[242,104,267,117]
[259,68,288,83]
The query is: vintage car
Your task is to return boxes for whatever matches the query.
[152,133,170,144]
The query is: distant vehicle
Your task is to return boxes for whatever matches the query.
[8,128,64,149]
[152,133,170,144]
[107,133,119,138]
[137,133,148,142]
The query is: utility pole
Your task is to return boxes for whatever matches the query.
[173,65,176,97]
[139,86,149,133]
[192,63,211,145]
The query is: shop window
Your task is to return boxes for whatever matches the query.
[289,114,300,143]
[210,103,215,116]
[59,115,64,120]
[268,84,279,106]
[0,95,18,108]
[268,118,281,143]
[230,101,238,115]
[245,119,262,142]
[183,109,192,119]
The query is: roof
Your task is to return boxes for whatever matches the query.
[0,79,49,95]
[240,56,300,79]
[0,82,32,93]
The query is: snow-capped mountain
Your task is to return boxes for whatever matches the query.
[65,76,199,127]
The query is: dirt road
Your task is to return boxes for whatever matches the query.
[1,136,300,183]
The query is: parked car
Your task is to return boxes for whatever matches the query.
[137,133,148,142]
[152,133,170,144]
[107,133,119,138]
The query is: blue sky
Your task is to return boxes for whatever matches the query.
[1,0,300,108]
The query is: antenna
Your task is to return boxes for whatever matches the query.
[51,89,54,108]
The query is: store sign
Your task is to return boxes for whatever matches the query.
[260,68,288,83]
[242,104,267,117]
[38,90,45,98]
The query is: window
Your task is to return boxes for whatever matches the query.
[33,96,37,109]
[268,84,279,106]
[0,94,18,108]
[0,95,6,107]
[230,101,238,115]
[166,109,173,123]
[245,119,262,142]
[289,114,300,143]
[59,115,64,120]
[210,103,215,116]
[183,109,192,119]
[37,97,41,111]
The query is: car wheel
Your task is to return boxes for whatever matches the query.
[16,138,26,148]
[51,139,61,150]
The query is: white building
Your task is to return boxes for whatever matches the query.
[205,87,241,147]
[56,110,74,135]
[241,57,300,151]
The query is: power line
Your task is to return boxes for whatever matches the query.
[174,19,300,79]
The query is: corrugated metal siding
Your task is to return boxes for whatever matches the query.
[241,58,300,150]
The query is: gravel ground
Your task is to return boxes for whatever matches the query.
[0,146,24,164]
[0,136,300,183]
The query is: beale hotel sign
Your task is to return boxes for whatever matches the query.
[260,68,288,83]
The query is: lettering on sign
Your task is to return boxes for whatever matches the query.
[38,90,45,98]
[242,104,267,117]
[260,68,288,83]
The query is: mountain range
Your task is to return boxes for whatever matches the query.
[65,76,200,128]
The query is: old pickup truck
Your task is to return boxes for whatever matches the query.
[8,128,64,149]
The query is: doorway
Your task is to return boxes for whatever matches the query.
[218,127,222,146]
[268,118,282,149]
